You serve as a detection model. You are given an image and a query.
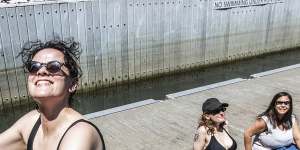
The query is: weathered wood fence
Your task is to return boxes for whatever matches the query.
[0,0,300,109]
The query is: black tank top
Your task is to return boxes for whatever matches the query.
[205,129,237,150]
[27,116,106,150]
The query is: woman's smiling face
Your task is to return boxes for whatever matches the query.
[27,48,73,102]
[275,96,290,116]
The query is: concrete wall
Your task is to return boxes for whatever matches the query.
[0,0,300,107]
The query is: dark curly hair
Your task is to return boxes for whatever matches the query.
[18,38,82,106]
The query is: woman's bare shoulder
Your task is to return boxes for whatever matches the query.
[58,120,103,150]
[197,126,209,135]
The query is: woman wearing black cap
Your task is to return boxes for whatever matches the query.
[193,98,237,150]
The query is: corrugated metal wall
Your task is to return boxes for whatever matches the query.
[0,0,300,108]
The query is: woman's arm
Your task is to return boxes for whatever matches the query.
[0,125,26,150]
[193,126,207,150]
[292,117,300,148]
[244,118,266,150]
[0,110,38,150]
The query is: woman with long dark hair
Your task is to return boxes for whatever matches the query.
[244,92,300,150]
[194,98,237,150]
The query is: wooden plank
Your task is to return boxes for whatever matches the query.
[34,4,46,42]
[25,6,38,42]
[180,0,189,67]
[139,0,147,78]
[227,6,237,58]
[151,0,159,75]
[114,0,123,82]
[120,0,129,81]
[92,0,103,87]
[133,0,141,79]
[248,7,258,55]
[163,0,170,73]
[173,0,182,71]
[7,7,23,105]
[85,1,96,87]
[127,0,135,80]
[0,19,10,109]
[51,3,62,38]
[264,4,274,51]
[16,6,29,103]
[157,0,164,74]
[60,3,70,39]
[99,0,109,86]
[98,2,108,86]
[0,8,17,107]
[43,4,54,41]
[190,0,198,67]
[292,0,300,46]
[198,0,206,65]
[168,0,176,71]
[185,0,192,68]
[107,0,116,84]
[76,1,88,88]
[146,0,153,76]
[68,3,78,41]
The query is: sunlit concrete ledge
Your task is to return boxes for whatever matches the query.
[165,78,247,99]
[84,99,158,119]
[250,63,300,78]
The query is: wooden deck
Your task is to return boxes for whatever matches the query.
[89,65,300,150]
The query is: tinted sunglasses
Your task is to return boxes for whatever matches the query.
[275,101,290,106]
[26,61,66,74]
[210,107,226,115]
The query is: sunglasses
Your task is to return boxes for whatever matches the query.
[275,101,290,106]
[210,107,227,115]
[26,61,66,74]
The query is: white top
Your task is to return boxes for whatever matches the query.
[253,115,295,149]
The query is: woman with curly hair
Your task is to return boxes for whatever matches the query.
[0,38,105,150]
[244,92,300,150]
[194,98,237,150]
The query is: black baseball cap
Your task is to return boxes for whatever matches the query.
[202,98,229,113]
